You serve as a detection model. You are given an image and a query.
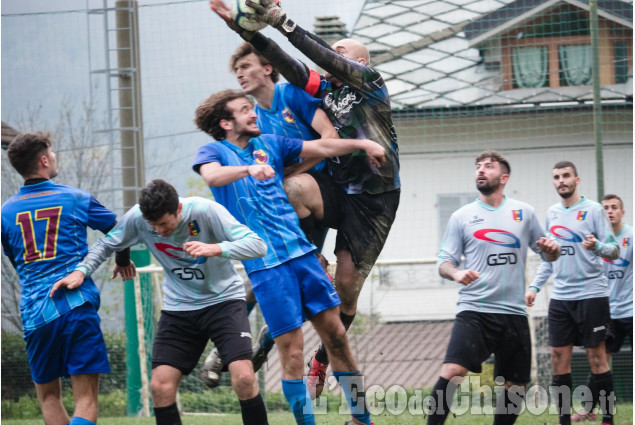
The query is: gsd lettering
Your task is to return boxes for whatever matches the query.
[487,253,517,266]
[172,267,205,280]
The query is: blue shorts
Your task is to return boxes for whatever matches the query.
[249,252,340,338]
[24,303,110,384]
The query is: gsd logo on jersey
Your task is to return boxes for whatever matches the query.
[253,149,269,164]
[473,229,521,248]
[281,107,295,123]
[577,211,587,221]
[623,237,630,247]
[154,242,206,264]
[550,225,583,243]
[189,220,200,236]
[512,210,523,222]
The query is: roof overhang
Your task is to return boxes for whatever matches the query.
[468,0,633,47]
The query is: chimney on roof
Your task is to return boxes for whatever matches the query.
[314,16,347,46]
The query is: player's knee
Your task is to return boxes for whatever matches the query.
[150,377,176,400]
[231,370,257,397]
[283,176,304,205]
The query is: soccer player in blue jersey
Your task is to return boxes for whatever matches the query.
[192,89,385,425]
[430,150,560,425]
[526,161,619,425]
[1,131,134,425]
[210,0,401,399]
[198,42,341,389]
[52,179,269,425]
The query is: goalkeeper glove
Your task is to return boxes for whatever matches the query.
[245,0,296,33]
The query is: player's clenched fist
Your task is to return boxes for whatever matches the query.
[525,289,537,307]
[453,269,480,285]
[537,236,560,261]
[247,164,275,180]
[184,241,222,258]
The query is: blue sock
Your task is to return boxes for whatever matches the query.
[334,371,371,425]
[70,418,95,425]
[282,378,315,425]
[246,301,256,316]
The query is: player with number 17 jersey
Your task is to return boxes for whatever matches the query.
[438,197,553,315]
[1,181,116,332]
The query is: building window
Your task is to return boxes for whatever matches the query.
[614,41,629,84]
[512,46,549,88]
[559,44,592,86]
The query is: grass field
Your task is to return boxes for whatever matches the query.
[3,405,633,425]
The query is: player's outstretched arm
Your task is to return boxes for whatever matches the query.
[50,270,86,297]
[537,236,560,262]
[439,261,480,285]
[300,138,385,168]
[199,162,275,187]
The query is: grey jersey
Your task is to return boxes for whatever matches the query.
[531,196,618,300]
[606,224,633,318]
[438,197,551,315]
[78,197,267,311]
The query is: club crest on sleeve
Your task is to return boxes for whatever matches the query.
[512,209,523,222]
[189,220,200,236]
[577,211,587,221]
[253,149,269,164]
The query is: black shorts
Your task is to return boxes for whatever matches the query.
[309,171,400,277]
[444,311,531,384]
[548,298,612,348]
[605,317,633,353]
[151,299,252,375]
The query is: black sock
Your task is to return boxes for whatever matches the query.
[315,312,356,365]
[427,377,457,425]
[340,312,356,330]
[239,394,268,425]
[586,373,597,413]
[154,403,181,425]
[493,388,525,425]
[594,371,615,424]
[299,216,315,244]
[552,373,572,425]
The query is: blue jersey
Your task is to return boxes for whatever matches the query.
[256,83,321,140]
[531,196,619,300]
[256,83,325,173]
[438,197,552,315]
[1,180,116,332]
[605,224,633,318]
[192,135,315,274]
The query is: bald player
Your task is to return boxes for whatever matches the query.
[210,0,400,403]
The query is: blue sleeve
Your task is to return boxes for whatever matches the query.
[282,84,321,126]
[193,143,222,173]
[265,135,303,168]
[86,195,117,233]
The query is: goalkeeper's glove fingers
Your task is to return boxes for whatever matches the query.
[245,0,293,30]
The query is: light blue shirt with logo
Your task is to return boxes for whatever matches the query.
[438,197,552,315]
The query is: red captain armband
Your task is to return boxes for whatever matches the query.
[305,69,321,96]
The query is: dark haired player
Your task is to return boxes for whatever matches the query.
[1,131,133,425]
[210,0,401,398]
[430,150,560,425]
[52,179,269,425]
[526,161,619,425]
